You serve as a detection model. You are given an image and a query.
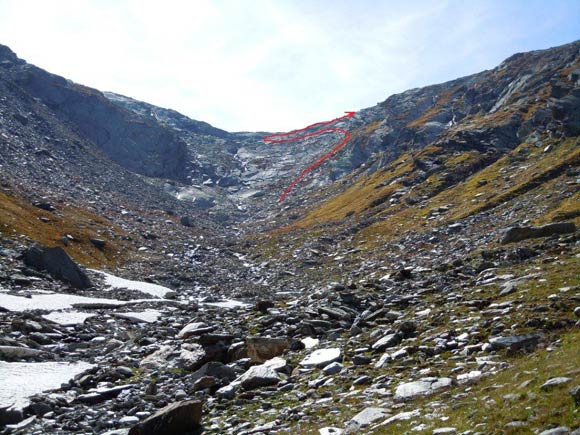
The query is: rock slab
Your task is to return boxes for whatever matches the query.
[394,377,453,401]
[128,400,202,435]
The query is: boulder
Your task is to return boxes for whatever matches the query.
[540,377,572,391]
[0,346,44,360]
[89,238,106,249]
[75,385,133,405]
[569,385,580,405]
[236,364,282,390]
[344,408,390,434]
[394,377,453,401]
[176,322,215,340]
[180,216,193,227]
[488,333,543,351]
[372,333,402,352]
[215,384,236,399]
[140,346,175,371]
[255,300,275,313]
[262,357,289,373]
[198,333,234,346]
[23,246,92,289]
[193,376,217,391]
[246,337,291,363]
[0,404,24,426]
[318,306,353,320]
[128,400,202,435]
[178,344,210,371]
[538,428,571,435]
[300,348,341,368]
[322,362,343,375]
[190,362,236,383]
[32,202,56,212]
[500,222,576,244]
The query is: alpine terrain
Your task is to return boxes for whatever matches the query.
[0,40,579,435]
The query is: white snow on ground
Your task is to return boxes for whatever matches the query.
[96,271,175,298]
[0,361,94,409]
[0,293,175,312]
[42,311,96,326]
[0,293,127,312]
[200,299,251,309]
[113,310,161,323]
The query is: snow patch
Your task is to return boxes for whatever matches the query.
[42,311,96,326]
[97,271,175,298]
[0,361,94,409]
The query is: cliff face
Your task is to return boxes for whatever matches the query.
[0,45,191,181]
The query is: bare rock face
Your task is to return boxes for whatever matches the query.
[12,64,191,181]
[128,400,202,435]
[23,246,92,289]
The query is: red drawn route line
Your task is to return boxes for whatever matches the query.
[263,111,355,202]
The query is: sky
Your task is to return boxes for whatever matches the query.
[0,0,578,132]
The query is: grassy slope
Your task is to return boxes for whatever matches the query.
[272,136,579,247]
[0,189,129,268]
[253,133,580,434]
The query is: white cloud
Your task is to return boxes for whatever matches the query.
[0,0,578,131]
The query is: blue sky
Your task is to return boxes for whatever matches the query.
[0,0,578,131]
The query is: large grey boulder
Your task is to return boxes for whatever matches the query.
[0,346,44,360]
[23,246,92,289]
[178,345,211,371]
[488,333,543,351]
[372,333,402,352]
[236,364,282,390]
[128,400,202,435]
[140,346,175,371]
[500,222,576,244]
[394,377,453,401]
[343,408,390,434]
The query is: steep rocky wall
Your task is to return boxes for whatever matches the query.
[1,45,190,181]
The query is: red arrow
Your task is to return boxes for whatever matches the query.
[263,111,355,202]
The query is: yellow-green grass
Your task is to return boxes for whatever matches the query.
[0,190,130,268]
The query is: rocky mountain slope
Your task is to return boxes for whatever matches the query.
[0,40,579,435]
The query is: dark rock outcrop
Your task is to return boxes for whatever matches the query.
[23,246,92,289]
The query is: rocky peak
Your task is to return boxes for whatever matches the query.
[0,44,24,68]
